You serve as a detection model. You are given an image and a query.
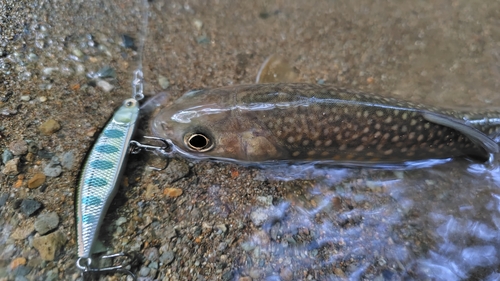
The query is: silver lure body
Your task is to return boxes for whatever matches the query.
[76,98,140,260]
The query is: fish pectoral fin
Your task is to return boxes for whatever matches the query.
[422,111,499,154]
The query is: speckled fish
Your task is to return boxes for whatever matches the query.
[76,98,139,266]
[151,83,500,167]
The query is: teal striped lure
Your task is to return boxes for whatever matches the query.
[76,98,140,278]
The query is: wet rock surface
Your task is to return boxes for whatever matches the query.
[1,0,500,280]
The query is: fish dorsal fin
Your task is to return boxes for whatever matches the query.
[422,111,499,154]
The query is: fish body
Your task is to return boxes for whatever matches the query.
[76,98,139,259]
[151,83,500,166]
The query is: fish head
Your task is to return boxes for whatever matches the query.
[151,87,283,161]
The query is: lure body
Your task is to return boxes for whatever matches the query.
[76,98,139,259]
[151,83,500,166]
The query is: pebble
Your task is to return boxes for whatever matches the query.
[256,196,273,206]
[159,250,175,265]
[72,48,83,57]
[2,149,13,163]
[238,277,252,281]
[32,231,67,261]
[10,257,26,270]
[193,19,203,30]
[158,75,170,89]
[39,119,61,135]
[280,267,293,281]
[121,34,136,50]
[94,66,116,79]
[43,157,62,177]
[250,207,269,226]
[139,266,151,277]
[39,96,47,102]
[0,193,8,206]
[60,150,75,170]
[163,187,183,198]
[10,222,35,240]
[20,95,30,101]
[163,159,190,183]
[145,184,160,199]
[34,212,59,235]
[115,216,127,226]
[20,199,42,217]
[2,157,20,175]
[27,173,46,189]
[96,79,114,92]
[144,247,160,262]
[9,140,28,156]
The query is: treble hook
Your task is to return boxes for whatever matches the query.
[76,252,137,281]
[129,136,171,171]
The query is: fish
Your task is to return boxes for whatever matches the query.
[75,98,139,269]
[150,83,500,167]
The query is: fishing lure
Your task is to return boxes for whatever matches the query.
[75,70,169,280]
[75,96,140,277]
[151,83,500,167]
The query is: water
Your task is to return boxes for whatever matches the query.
[3,0,500,280]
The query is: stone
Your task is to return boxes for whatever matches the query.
[34,212,59,235]
[8,140,28,156]
[32,231,67,261]
[2,157,20,175]
[20,199,42,216]
[10,223,35,240]
[163,187,183,198]
[27,173,46,189]
[39,119,61,135]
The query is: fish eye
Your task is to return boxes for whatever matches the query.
[184,133,214,152]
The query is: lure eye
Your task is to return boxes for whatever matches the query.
[184,133,214,152]
[124,99,137,108]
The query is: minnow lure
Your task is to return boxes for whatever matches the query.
[151,83,500,167]
[75,97,140,274]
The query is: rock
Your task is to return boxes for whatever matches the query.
[94,66,116,79]
[115,216,127,226]
[27,173,46,189]
[2,157,20,175]
[2,149,13,164]
[121,35,136,50]
[0,193,8,206]
[20,199,42,217]
[60,150,75,170]
[43,157,62,177]
[10,257,26,270]
[8,140,28,156]
[164,159,190,183]
[39,119,61,135]
[144,247,160,262]
[10,223,35,240]
[159,250,175,265]
[250,207,269,226]
[96,79,114,92]
[280,267,293,281]
[256,196,273,206]
[139,266,151,277]
[32,231,67,261]
[158,75,170,89]
[145,184,160,199]
[163,187,183,198]
[34,212,59,235]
